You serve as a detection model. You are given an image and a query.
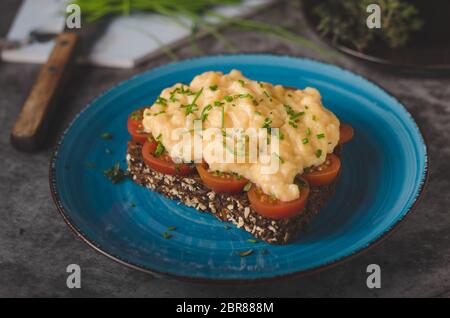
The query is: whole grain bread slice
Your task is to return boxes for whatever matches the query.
[126,140,341,244]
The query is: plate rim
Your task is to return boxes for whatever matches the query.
[49,53,429,283]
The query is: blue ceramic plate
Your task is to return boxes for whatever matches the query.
[50,55,428,282]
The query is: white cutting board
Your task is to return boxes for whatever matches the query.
[2,0,272,68]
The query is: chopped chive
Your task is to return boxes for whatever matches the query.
[180,87,203,116]
[154,134,165,157]
[315,149,323,158]
[103,162,128,184]
[255,111,262,116]
[306,128,312,135]
[238,79,245,87]
[101,132,112,140]
[275,153,285,164]
[243,182,252,192]
[151,110,166,116]
[289,121,298,128]
[214,100,223,107]
[237,249,254,257]
[163,232,173,239]
[200,104,212,122]
[209,85,218,91]
[262,117,272,129]
[317,133,325,139]
[312,115,317,121]
[167,226,177,231]
[246,239,259,243]
[221,106,225,128]
[130,112,141,121]
[224,95,233,102]
[155,96,167,106]
[302,138,309,144]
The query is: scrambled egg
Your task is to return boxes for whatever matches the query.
[142,70,340,201]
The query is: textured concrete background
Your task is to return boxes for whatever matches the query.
[1,0,449,298]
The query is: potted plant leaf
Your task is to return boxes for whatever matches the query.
[303,0,450,73]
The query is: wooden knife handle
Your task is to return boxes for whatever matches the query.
[11,32,78,152]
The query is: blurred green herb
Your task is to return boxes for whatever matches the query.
[312,0,423,51]
[237,249,254,257]
[71,0,330,58]
[101,132,112,140]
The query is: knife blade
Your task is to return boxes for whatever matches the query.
[10,17,111,152]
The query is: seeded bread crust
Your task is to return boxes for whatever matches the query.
[126,140,340,244]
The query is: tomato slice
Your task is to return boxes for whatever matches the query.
[339,124,354,144]
[196,163,248,194]
[141,139,194,176]
[302,154,341,186]
[127,108,149,143]
[247,178,310,220]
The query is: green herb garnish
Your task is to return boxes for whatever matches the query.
[302,138,309,144]
[180,87,203,115]
[246,239,259,243]
[151,110,166,116]
[163,232,174,239]
[154,134,165,157]
[155,96,167,106]
[209,85,218,91]
[101,132,112,140]
[103,162,128,184]
[221,105,225,128]
[243,182,252,192]
[237,249,254,257]
[317,133,325,139]
[262,117,272,129]
[238,79,245,87]
[315,149,323,158]
[200,104,212,122]
[167,226,177,231]
[275,153,285,164]
[284,104,304,128]
[130,111,141,121]
[224,95,233,102]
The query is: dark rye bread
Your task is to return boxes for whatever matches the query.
[126,140,341,244]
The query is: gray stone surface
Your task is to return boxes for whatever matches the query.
[0,0,449,298]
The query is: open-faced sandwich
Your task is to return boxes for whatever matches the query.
[126,70,353,244]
